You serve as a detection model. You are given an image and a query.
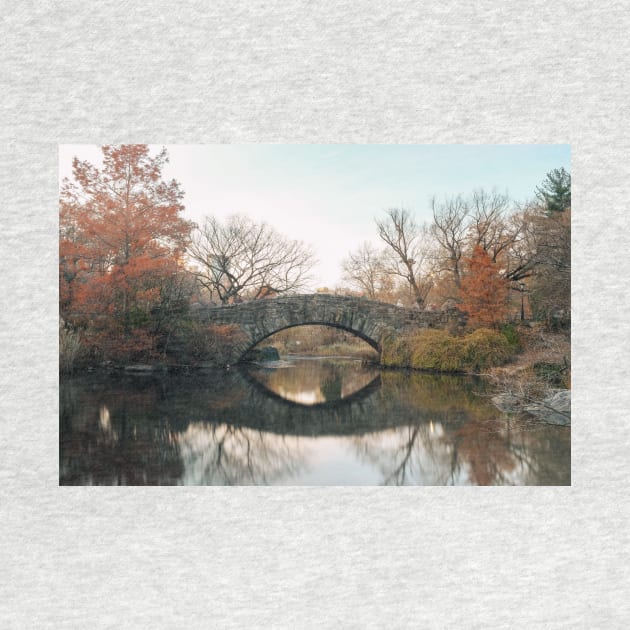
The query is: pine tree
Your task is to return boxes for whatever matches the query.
[535,167,571,215]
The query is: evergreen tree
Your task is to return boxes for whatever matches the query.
[535,167,571,214]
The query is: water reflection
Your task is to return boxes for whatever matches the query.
[247,358,380,405]
[353,418,567,486]
[60,359,570,485]
[174,423,306,485]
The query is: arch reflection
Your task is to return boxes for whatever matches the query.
[242,357,381,407]
[60,365,570,485]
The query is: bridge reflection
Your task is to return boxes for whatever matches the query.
[242,357,381,406]
[226,370,470,437]
[59,367,570,485]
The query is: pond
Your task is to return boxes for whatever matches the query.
[59,357,570,485]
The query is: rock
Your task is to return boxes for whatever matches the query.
[244,346,280,362]
[524,390,571,426]
[491,389,571,426]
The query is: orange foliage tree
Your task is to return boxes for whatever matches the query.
[459,245,507,328]
[60,145,194,360]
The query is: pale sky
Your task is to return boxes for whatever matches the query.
[59,144,570,290]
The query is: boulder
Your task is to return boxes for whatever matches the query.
[524,390,571,426]
[491,390,571,426]
[244,346,280,362]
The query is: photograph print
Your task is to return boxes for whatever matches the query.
[59,144,571,485]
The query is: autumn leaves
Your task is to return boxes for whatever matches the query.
[60,145,194,362]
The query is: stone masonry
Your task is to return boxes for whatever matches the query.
[192,294,446,364]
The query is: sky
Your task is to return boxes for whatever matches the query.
[59,144,570,290]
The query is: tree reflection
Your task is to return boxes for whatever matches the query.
[173,423,306,485]
[60,365,570,486]
[353,416,570,486]
[60,396,183,485]
[354,423,456,485]
[60,375,309,485]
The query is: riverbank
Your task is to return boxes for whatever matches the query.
[258,340,378,361]
[62,323,570,401]
[377,324,569,380]
[485,325,571,424]
[377,323,571,425]
[380,327,517,373]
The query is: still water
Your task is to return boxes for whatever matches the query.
[60,357,570,485]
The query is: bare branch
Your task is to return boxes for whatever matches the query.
[376,208,433,307]
[188,215,317,303]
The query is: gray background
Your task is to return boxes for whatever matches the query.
[1,1,628,627]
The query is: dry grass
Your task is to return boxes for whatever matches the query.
[381,328,514,373]
[487,325,570,386]
[59,325,82,373]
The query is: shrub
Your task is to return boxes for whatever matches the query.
[81,325,156,363]
[533,361,569,387]
[59,325,82,373]
[170,321,247,365]
[381,327,514,373]
[380,332,412,367]
[500,323,522,350]
[409,329,467,372]
[207,324,248,365]
[462,328,511,371]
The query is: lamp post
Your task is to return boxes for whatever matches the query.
[519,282,525,321]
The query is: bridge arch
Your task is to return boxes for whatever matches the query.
[243,321,381,356]
[193,294,444,364]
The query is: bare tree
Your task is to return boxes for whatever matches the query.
[497,204,539,284]
[527,207,571,323]
[431,190,533,305]
[468,189,516,260]
[188,215,317,304]
[341,242,389,299]
[376,208,433,307]
[430,195,469,290]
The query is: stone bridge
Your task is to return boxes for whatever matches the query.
[193,294,447,364]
